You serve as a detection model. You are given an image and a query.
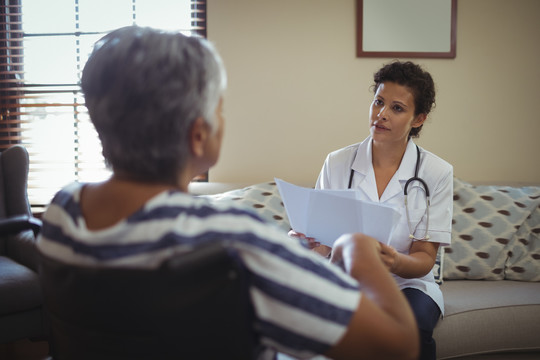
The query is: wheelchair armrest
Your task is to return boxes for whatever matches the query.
[0,215,42,237]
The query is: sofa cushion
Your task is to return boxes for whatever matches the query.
[505,202,540,281]
[434,280,540,359]
[444,178,540,280]
[201,181,291,233]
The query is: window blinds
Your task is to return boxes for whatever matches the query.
[0,0,207,207]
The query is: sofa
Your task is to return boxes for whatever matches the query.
[189,177,540,359]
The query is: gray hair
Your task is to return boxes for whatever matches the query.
[81,26,227,184]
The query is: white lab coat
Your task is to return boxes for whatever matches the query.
[316,136,453,313]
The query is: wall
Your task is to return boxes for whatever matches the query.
[207,0,540,186]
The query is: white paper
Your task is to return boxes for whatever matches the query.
[275,178,401,247]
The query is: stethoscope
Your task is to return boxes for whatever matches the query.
[348,144,431,241]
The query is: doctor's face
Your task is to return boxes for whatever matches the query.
[369,82,425,146]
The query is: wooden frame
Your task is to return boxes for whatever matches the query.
[356,0,457,59]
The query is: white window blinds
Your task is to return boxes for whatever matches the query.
[0,0,207,207]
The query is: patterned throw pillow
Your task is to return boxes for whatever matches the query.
[201,181,291,233]
[505,202,540,281]
[444,178,540,280]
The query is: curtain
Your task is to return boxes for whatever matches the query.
[0,0,207,208]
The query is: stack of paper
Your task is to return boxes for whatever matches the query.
[275,178,401,247]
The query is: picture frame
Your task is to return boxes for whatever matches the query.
[356,0,457,59]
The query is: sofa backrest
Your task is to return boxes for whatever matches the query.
[445,178,540,281]
[200,179,540,283]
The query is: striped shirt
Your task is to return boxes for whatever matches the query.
[37,182,361,359]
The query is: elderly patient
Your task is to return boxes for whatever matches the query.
[37,26,418,360]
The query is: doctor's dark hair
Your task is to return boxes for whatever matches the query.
[372,61,435,138]
[81,26,227,184]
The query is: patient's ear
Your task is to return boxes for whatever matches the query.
[189,117,210,158]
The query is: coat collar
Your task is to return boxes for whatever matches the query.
[350,137,419,202]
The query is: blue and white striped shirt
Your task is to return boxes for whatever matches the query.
[37,182,361,359]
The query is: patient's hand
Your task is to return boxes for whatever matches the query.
[379,242,399,273]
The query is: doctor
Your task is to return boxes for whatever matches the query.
[292,61,453,360]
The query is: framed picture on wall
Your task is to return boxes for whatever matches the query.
[356,0,457,59]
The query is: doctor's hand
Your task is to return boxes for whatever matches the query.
[288,230,332,257]
[379,242,400,273]
[288,230,318,247]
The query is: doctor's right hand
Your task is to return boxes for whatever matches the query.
[288,230,333,257]
[288,230,319,249]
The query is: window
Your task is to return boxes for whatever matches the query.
[0,0,207,208]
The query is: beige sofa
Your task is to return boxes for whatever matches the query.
[433,178,540,359]
[189,178,540,359]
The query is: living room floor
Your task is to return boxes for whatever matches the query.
[0,339,49,360]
